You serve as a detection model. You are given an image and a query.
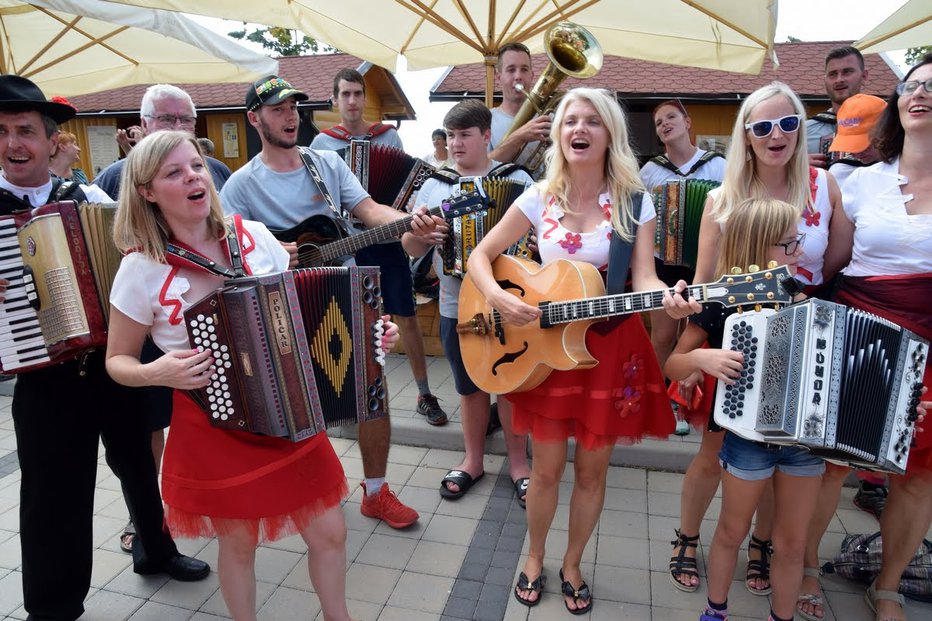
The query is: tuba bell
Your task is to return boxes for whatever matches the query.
[502,22,603,172]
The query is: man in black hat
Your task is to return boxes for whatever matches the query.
[221,75,446,530]
[0,74,209,621]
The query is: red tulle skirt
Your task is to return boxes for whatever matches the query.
[162,391,348,542]
[504,316,674,450]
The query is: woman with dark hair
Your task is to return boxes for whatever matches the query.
[424,127,452,168]
[796,54,932,621]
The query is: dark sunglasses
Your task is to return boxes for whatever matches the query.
[774,232,806,256]
[896,78,932,96]
[744,114,802,138]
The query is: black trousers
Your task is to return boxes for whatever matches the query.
[12,351,177,620]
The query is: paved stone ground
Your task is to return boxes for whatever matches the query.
[0,355,929,620]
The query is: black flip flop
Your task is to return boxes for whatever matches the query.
[514,571,546,607]
[439,469,484,500]
[513,477,529,509]
[560,568,592,615]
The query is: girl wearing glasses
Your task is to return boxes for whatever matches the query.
[666,198,821,621]
[797,54,932,621]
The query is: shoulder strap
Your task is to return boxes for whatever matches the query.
[811,111,837,125]
[606,191,642,296]
[486,162,522,178]
[649,154,681,175]
[164,218,247,279]
[430,166,461,185]
[298,147,347,219]
[320,125,353,141]
[683,151,724,177]
[50,178,87,203]
[367,122,393,138]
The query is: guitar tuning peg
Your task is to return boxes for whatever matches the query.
[748,264,759,272]
[768,260,778,269]
[730,266,742,275]
[754,304,762,312]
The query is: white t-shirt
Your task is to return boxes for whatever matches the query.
[415,164,534,318]
[514,185,655,271]
[109,219,289,353]
[638,149,727,190]
[0,175,111,207]
[490,107,545,179]
[842,159,932,278]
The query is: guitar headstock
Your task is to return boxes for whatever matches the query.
[703,263,795,309]
[438,177,493,219]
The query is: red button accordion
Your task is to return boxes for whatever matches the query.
[344,140,434,211]
[714,300,929,474]
[0,201,121,373]
[183,267,389,441]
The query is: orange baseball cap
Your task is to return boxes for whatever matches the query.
[829,94,886,153]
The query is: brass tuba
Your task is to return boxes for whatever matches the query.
[502,22,603,172]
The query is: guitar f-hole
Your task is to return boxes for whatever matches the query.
[496,278,526,297]
[491,341,529,377]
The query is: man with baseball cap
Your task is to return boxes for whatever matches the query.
[222,75,445,530]
[827,93,886,188]
[0,74,209,621]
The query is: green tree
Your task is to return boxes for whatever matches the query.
[786,36,802,43]
[229,25,335,56]
[905,46,932,66]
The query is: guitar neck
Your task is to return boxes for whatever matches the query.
[318,210,426,263]
[540,284,711,327]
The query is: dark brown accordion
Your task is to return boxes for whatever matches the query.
[184,267,389,441]
[344,140,434,211]
[441,176,532,277]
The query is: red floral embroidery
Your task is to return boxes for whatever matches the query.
[558,232,583,254]
[541,216,560,240]
[802,210,821,227]
[601,198,612,220]
[614,354,645,418]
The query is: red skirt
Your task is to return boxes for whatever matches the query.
[504,316,674,450]
[162,391,348,542]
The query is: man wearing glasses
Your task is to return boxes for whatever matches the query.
[93,84,231,198]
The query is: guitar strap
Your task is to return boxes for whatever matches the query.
[298,147,348,220]
[605,191,642,296]
[165,217,248,278]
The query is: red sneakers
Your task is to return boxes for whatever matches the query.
[359,482,419,529]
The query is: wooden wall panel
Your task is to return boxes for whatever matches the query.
[204,114,249,172]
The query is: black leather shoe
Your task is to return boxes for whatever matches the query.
[135,553,210,581]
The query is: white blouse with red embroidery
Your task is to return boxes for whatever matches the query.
[513,186,655,270]
[110,219,289,353]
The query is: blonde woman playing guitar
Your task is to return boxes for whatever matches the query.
[464,87,700,614]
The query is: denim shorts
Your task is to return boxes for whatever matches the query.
[719,431,825,481]
[440,315,480,396]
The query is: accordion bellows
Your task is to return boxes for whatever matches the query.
[652,179,719,269]
[184,267,389,441]
[714,300,929,474]
[344,140,434,211]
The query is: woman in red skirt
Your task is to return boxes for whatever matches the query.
[103,131,414,621]
[466,87,699,614]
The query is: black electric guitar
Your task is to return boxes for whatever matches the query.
[272,188,491,268]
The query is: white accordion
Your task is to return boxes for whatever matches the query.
[714,300,928,474]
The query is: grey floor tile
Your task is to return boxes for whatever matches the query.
[356,533,418,570]
[256,585,321,621]
[388,571,454,613]
[128,600,196,620]
[407,540,468,577]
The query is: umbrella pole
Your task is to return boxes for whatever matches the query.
[485,60,495,107]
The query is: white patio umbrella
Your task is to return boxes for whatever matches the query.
[854,0,931,55]
[0,0,278,97]
[102,1,778,102]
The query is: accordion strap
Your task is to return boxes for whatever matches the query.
[650,151,723,177]
[605,191,642,296]
[165,216,247,278]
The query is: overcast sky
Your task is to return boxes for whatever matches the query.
[190,0,914,155]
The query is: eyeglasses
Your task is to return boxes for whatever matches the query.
[774,233,805,256]
[744,114,802,138]
[895,78,932,96]
[146,114,197,127]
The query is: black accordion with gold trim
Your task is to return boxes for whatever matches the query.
[440,176,532,277]
[714,300,929,474]
[652,178,719,269]
[0,201,120,373]
[343,140,434,211]
[184,267,389,441]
